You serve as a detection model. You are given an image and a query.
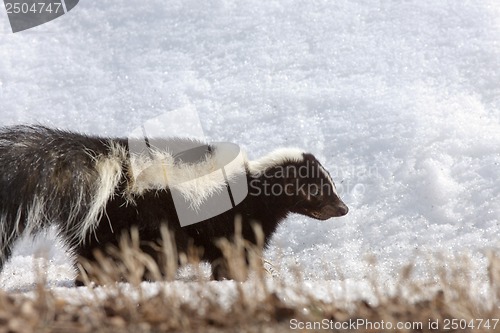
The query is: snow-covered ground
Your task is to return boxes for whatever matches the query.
[0,0,499,300]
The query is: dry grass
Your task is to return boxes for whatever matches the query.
[1,225,500,333]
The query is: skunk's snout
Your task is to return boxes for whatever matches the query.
[336,201,349,216]
[313,200,349,220]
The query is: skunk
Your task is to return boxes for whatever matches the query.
[0,125,348,282]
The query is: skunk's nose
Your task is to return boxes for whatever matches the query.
[337,202,349,216]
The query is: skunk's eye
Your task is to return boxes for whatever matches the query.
[308,184,321,198]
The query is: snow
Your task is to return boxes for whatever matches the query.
[1,0,500,304]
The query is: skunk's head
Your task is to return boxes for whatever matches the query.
[286,152,348,220]
[249,149,348,220]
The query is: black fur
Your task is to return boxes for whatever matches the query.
[0,125,348,282]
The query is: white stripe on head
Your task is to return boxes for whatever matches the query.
[248,148,305,175]
[318,163,338,197]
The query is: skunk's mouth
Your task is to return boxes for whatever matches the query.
[307,203,349,220]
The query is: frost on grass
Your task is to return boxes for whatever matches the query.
[2,232,500,333]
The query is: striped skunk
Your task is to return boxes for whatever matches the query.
[0,125,348,282]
